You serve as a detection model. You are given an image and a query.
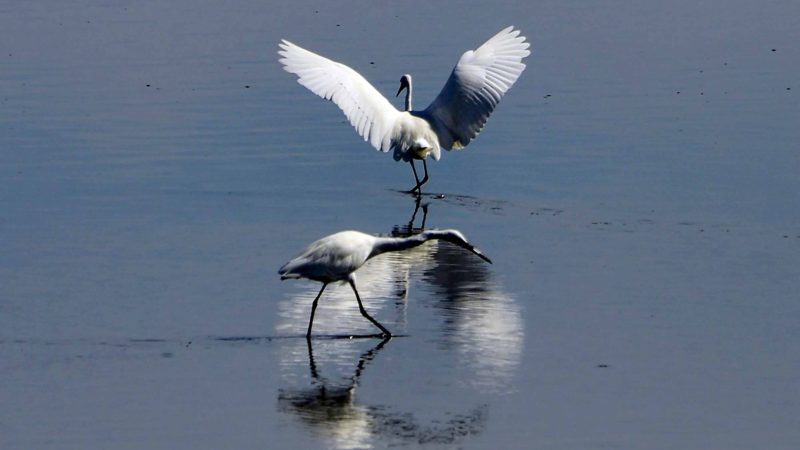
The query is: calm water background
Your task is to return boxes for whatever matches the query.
[2,0,799,448]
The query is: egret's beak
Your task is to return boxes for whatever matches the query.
[396,77,408,97]
[468,245,493,264]
[450,236,493,264]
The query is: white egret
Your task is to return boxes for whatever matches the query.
[278,26,530,194]
[278,229,492,338]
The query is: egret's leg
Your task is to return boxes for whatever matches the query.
[349,280,392,337]
[408,160,422,195]
[419,159,430,189]
[306,283,328,339]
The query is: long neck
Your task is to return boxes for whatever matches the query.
[404,81,412,111]
[369,234,428,260]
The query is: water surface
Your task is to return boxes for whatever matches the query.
[2,0,799,448]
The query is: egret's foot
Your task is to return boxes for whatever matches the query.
[405,186,423,196]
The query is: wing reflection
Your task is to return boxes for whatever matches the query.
[278,338,488,449]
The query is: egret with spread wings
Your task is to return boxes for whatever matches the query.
[278,27,530,194]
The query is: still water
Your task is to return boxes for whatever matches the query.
[2,0,799,448]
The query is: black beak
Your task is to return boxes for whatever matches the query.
[469,245,493,264]
[396,77,408,97]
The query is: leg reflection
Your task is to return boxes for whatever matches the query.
[393,195,430,237]
[306,336,392,388]
[280,336,488,447]
[283,337,393,422]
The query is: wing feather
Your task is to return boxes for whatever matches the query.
[278,40,400,152]
[422,26,530,150]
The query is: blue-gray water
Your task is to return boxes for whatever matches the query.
[2,1,799,448]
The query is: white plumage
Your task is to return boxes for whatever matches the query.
[279,229,492,338]
[278,26,530,193]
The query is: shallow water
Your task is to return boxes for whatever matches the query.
[2,1,799,448]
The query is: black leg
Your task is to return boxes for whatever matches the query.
[349,280,392,337]
[419,159,429,189]
[407,160,422,195]
[306,283,328,340]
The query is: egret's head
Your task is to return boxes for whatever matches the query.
[424,229,493,264]
[396,74,412,97]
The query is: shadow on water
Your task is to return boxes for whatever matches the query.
[278,338,488,448]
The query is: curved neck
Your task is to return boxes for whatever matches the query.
[369,234,427,260]
[404,82,412,111]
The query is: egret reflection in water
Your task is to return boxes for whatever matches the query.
[278,338,390,449]
[393,196,524,389]
[392,194,429,236]
[421,241,524,390]
[278,338,489,449]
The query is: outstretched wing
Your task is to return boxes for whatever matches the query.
[422,26,530,150]
[279,40,401,152]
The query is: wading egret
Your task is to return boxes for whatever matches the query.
[278,229,492,338]
[278,26,530,194]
